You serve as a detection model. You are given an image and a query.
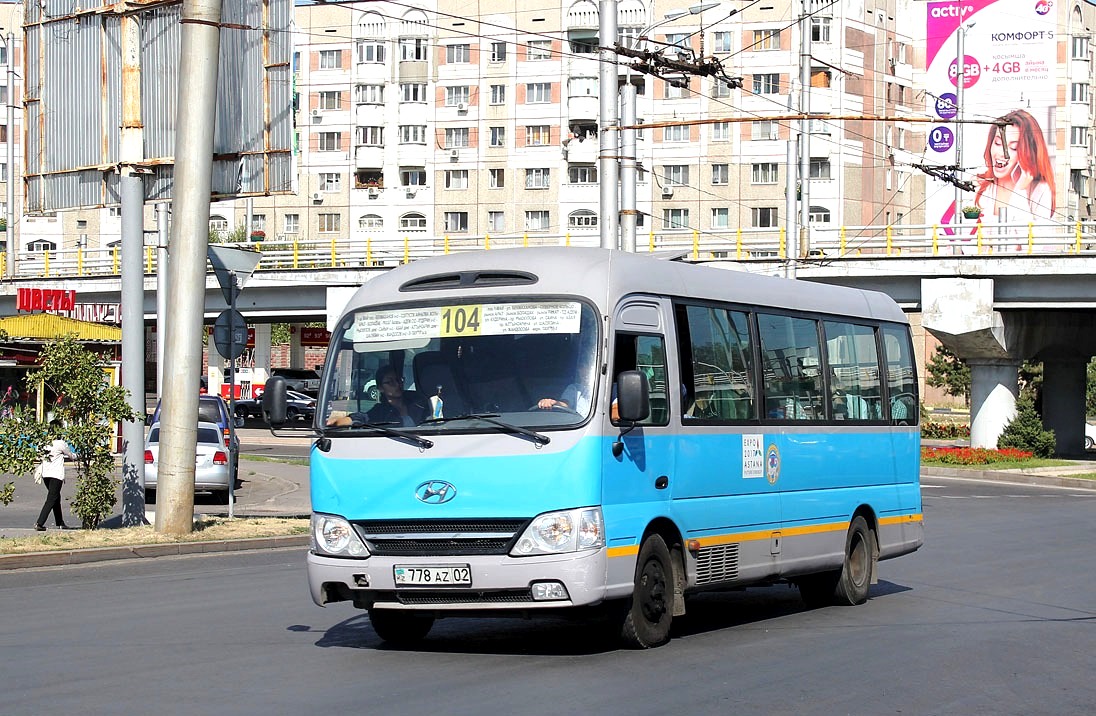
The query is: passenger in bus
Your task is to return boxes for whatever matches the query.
[326,365,428,427]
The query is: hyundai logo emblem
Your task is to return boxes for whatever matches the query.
[415,480,456,504]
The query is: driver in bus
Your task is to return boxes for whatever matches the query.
[327,365,428,428]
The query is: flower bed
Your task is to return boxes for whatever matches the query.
[921,421,970,439]
[921,446,1033,465]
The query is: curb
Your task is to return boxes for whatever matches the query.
[922,467,1096,491]
[0,534,309,571]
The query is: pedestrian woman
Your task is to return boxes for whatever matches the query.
[35,420,75,531]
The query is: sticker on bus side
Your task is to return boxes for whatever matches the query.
[742,434,764,478]
[352,301,582,342]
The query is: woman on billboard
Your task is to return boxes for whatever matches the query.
[973,109,1056,231]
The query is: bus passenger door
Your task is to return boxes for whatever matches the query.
[602,301,677,556]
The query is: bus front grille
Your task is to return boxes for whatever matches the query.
[393,589,535,605]
[352,518,530,557]
[695,543,740,584]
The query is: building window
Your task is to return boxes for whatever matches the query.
[526,125,551,146]
[1072,83,1089,103]
[355,84,384,104]
[209,215,229,232]
[713,31,732,52]
[525,210,550,231]
[1071,126,1089,146]
[712,122,730,140]
[490,85,506,104]
[319,91,342,110]
[752,73,780,94]
[811,17,831,43]
[400,83,427,103]
[356,126,384,146]
[663,165,689,187]
[751,162,778,184]
[444,211,469,232]
[400,167,426,186]
[399,37,427,61]
[751,207,778,228]
[318,213,341,233]
[445,86,470,106]
[357,41,385,64]
[444,128,470,147]
[489,168,505,188]
[359,214,383,229]
[664,80,689,99]
[399,125,426,144]
[712,79,734,98]
[568,164,598,184]
[711,207,729,229]
[446,44,471,63]
[319,50,342,69]
[809,158,831,180]
[526,82,552,103]
[526,40,551,61]
[568,210,598,229]
[400,212,427,230]
[664,33,689,50]
[663,125,689,142]
[29,240,57,252]
[809,206,831,223]
[525,168,551,189]
[753,29,780,50]
[489,126,506,147]
[711,164,729,185]
[284,214,299,233]
[488,211,505,232]
[1072,35,1089,60]
[318,132,341,151]
[490,42,507,62]
[444,169,469,189]
[319,173,341,191]
[662,208,689,229]
[752,120,778,140]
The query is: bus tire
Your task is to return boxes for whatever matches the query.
[833,516,874,606]
[620,534,674,648]
[368,609,434,644]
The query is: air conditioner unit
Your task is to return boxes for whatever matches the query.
[661,186,674,199]
[406,187,417,198]
[367,187,379,197]
[456,102,467,112]
[311,192,322,202]
[311,108,321,117]
[449,149,459,160]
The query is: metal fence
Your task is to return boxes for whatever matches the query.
[4,221,1096,279]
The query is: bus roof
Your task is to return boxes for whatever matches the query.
[343,248,907,324]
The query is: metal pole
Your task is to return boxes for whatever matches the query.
[598,0,619,249]
[797,0,811,262]
[227,271,237,519]
[120,174,146,526]
[156,202,169,396]
[157,0,224,535]
[620,80,637,252]
[785,113,798,279]
[955,26,966,223]
[5,31,15,278]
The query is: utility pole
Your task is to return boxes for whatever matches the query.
[5,31,15,278]
[954,24,969,223]
[797,0,811,263]
[598,0,619,249]
[156,203,170,396]
[157,0,223,535]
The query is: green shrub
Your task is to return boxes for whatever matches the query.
[997,394,1056,458]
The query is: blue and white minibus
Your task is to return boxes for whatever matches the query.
[266,247,923,648]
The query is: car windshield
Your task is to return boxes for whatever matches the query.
[319,299,599,433]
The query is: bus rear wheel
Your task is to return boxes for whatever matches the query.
[619,534,674,648]
[797,516,875,608]
[368,609,435,645]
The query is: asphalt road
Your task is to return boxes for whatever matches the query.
[1,476,1093,715]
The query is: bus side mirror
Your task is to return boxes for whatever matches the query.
[263,376,289,427]
[616,370,650,423]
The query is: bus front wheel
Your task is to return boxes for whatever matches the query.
[619,534,674,648]
[368,609,435,645]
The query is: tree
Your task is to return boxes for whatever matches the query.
[1087,358,1096,418]
[926,345,971,406]
[22,335,137,528]
[998,392,1056,457]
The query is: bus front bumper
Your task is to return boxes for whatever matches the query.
[307,548,612,612]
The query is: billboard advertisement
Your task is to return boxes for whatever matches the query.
[925,0,1058,239]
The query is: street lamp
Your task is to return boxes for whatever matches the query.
[620,3,722,252]
[2,30,13,278]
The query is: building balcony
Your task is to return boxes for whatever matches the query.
[568,94,599,124]
[355,145,384,170]
[563,135,598,163]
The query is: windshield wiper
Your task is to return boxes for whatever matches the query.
[324,421,434,449]
[421,413,551,446]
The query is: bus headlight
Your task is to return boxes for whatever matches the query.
[511,507,604,556]
[311,513,370,558]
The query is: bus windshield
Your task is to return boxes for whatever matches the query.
[319,299,599,432]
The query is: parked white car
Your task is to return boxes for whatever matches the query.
[144,421,232,504]
[1085,423,1096,451]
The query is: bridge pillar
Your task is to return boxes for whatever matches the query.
[1042,358,1088,456]
[252,323,272,388]
[289,323,306,368]
[969,360,1020,449]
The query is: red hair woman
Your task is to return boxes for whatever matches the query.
[973,109,1056,227]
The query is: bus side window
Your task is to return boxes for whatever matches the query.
[882,326,918,425]
[824,321,881,422]
[612,333,669,426]
[758,314,824,421]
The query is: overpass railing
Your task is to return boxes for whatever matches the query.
[4,220,1095,279]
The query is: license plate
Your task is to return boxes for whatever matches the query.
[393,565,472,587]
